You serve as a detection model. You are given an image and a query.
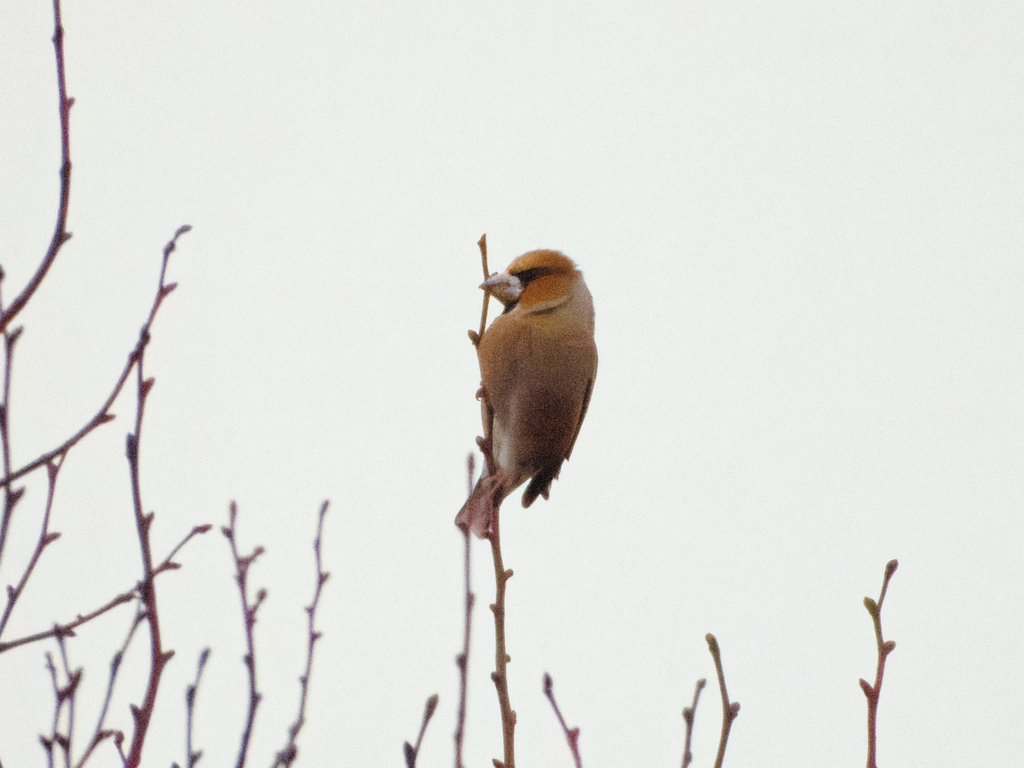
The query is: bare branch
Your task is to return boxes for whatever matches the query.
[0,223,190,495]
[40,634,82,768]
[270,501,330,768]
[402,694,439,768]
[0,523,207,654]
[223,503,265,768]
[859,559,899,768]
[0,321,25,568]
[486,501,515,768]
[0,588,135,654]
[680,678,706,768]
[543,674,581,768]
[454,454,475,768]
[180,648,211,768]
[122,225,192,767]
[0,0,75,338]
[468,234,491,347]
[706,634,739,768]
[73,607,144,768]
[0,459,63,643]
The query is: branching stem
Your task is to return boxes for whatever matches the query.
[486,503,515,768]
[859,559,899,768]
[706,634,739,768]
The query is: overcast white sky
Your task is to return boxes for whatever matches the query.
[1,1,1022,766]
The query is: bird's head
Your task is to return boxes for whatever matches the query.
[480,250,581,312]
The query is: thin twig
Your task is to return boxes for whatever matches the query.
[270,501,331,768]
[0,0,75,338]
[123,314,174,768]
[0,322,24,569]
[487,501,515,768]
[705,634,739,768]
[0,523,208,654]
[681,678,706,768]
[222,503,266,768]
[403,694,439,768]
[468,234,491,347]
[0,223,190,495]
[73,606,143,768]
[58,634,79,766]
[0,0,73,568]
[0,459,63,642]
[180,648,211,768]
[0,588,133,654]
[454,455,475,768]
[156,524,214,576]
[40,634,82,768]
[121,225,189,767]
[542,674,581,768]
[859,559,898,768]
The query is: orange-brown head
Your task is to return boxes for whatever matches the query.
[480,249,584,314]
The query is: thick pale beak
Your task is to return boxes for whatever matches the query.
[480,272,523,306]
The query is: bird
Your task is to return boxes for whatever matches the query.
[456,249,598,538]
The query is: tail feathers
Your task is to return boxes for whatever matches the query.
[521,460,563,508]
[455,473,504,538]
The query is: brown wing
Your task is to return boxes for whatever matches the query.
[522,363,596,508]
[564,373,594,460]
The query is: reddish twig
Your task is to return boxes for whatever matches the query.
[40,634,82,768]
[0,588,133,655]
[0,0,75,339]
[174,648,211,768]
[487,500,515,768]
[271,501,331,768]
[0,0,73,568]
[0,459,63,643]
[681,678,706,768]
[0,222,190,496]
[468,234,491,347]
[121,223,193,767]
[705,634,739,768]
[403,694,439,768]
[0,523,208,655]
[73,606,144,768]
[542,673,581,768]
[222,503,266,768]
[0,322,25,569]
[859,559,899,768]
[123,316,175,768]
[454,455,476,768]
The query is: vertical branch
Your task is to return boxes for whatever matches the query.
[0,0,75,337]
[487,503,515,768]
[859,559,898,768]
[73,607,144,768]
[0,322,24,568]
[681,678,706,768]
[468,234,491,348]
[542,674,581,768]
[123,339,173,768]
[402,694,439,768]
[454,455,475,768]
[123,225,188,768]
[57,636,80,764]
[271,501,331,768]
[183,649,211,768]
[705,634,739,768]
[222,503,266,768]
[0,459,62,642]
[40,634,82,768]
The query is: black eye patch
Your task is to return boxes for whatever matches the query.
[511,267,549,286]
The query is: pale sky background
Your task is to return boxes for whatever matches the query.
[1,1,1022,766]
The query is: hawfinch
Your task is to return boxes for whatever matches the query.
[456,249,597,538]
